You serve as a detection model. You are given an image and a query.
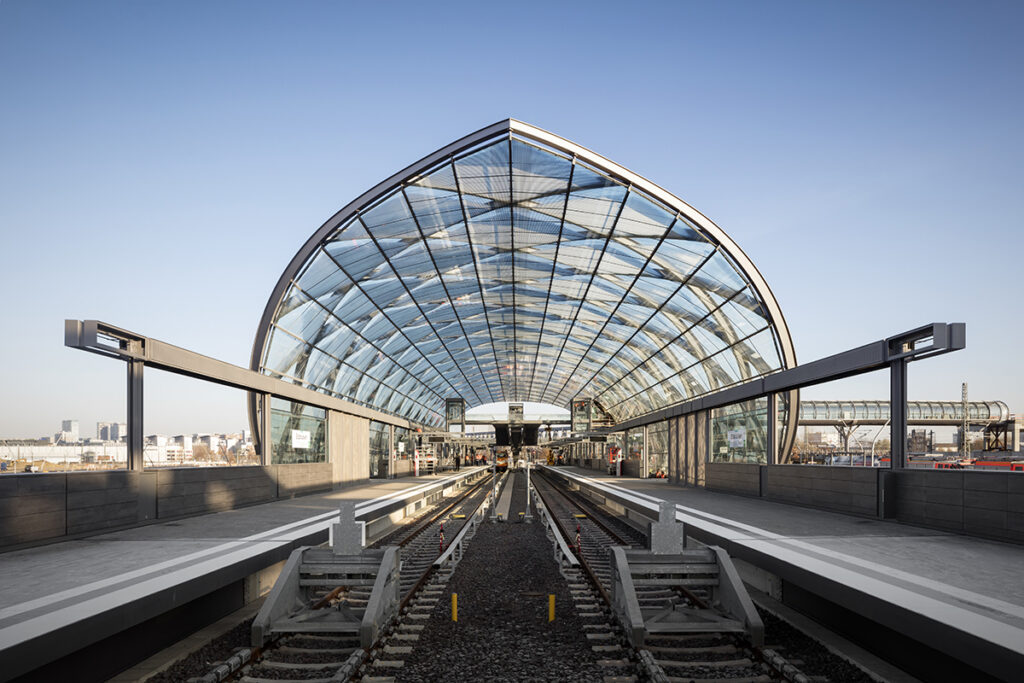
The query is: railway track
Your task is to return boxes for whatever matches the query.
[532,469,810,683]
[187,472,497,683]
[354,472,500,681]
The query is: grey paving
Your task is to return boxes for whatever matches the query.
[555,467,1024,681]
[573,469,1024,610]
[0,469,483,680]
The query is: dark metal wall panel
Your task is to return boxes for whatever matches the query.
[761,465,878,517]
[895,470,1024,543]
[705,462,761,496]
[0,474,66,546]
[0,464,339,549]
[277,462,334,498]
[156,467,278,518]
[66,472,141,535]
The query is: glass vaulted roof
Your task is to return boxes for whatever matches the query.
[253,120,795,428]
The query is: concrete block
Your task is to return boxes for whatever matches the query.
[964,490,1007,512]
[0,510,66,545]
[923,502,963,525]
[964,507,1006,532]
[822,492,852,511]
[12,474,66,495]
[896,483,926,502]
[963,472,1008,493]
[0,491,65,518]
[850,494,877,516]
[922,472,964,489]
[1007,511,1024,532]
[1007,493,1024,514]
[924,486,963,506]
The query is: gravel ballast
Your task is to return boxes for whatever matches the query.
[394,472,610,682]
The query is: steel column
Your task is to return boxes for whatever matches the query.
[259,392,273,466]
[890,359,907,469]
[127,359,144,471]
[766,393,778,465]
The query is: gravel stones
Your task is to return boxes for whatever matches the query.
[394,474,611,682]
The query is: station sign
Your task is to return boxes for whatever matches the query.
[727,427,746,448]
[429,435,446,443]
[291,429,311,449]
[571,399,592,434]
[589,435,607,443]
[508,402,524,426]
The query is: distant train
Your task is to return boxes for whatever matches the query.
[495,448,509,472]
[900,456,1024,472]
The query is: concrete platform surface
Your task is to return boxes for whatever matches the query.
[0,467,484,681]
[554,467,1024,681]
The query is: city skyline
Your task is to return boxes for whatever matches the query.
[2,1,1022,437]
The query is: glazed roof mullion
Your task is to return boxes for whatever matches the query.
[401,185,496,404]
[543,214,675,409]
[506,136,520,400]
[257,121,795,427]
[352,214,485,405]
[450,155,506,403]
[536,186,632,402]
[596,286,749,408]
[319,238,468,405]
[564,248,717,407]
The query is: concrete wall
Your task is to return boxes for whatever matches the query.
[705,462,761,496]
[329,411,369,484]
[698,463,1024,543]
[895,469,1024,543]
[0,462,337,550]
[703,464,878,516]
[157,467,277,519]
[762,465,879,517]
[0,473,67,547]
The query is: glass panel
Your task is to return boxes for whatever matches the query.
[710,398,768,464]
[271,398,327,464]
[369,420,389,479]
[647,421,669,477]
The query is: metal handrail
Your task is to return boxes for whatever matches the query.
[531,482,579,569]
[433,479,495,567]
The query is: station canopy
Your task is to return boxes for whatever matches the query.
[252,120,796,428]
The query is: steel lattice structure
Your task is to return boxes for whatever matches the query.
[251,120,797,428]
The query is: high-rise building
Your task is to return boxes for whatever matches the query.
[97,422,112,440]
[61,420,79,441]
[111,423,127,441]
[57,420,79,443]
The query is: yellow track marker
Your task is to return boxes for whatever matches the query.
[452,593,458,621]
[548,594,555,622]
[572,514,587,519]
[452,514,465,519]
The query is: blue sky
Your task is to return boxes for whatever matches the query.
[1,1,1021,438]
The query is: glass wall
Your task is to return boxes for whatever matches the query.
[647,421,669,477]
[369,420,390,478]
[710,398,768,463]
[626,428,644,461]
[270,398,327,464]
[394,426,414,460]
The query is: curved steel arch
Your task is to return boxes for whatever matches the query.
[250,120,798,456]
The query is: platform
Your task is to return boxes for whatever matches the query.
[550,466,1024,682]
[0,467,485,682]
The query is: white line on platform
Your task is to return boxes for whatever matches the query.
[0,469,479,627]
[551,468,1024,654]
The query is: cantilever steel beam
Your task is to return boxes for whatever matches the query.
[65,319,417,468]
[610,323,965,466]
